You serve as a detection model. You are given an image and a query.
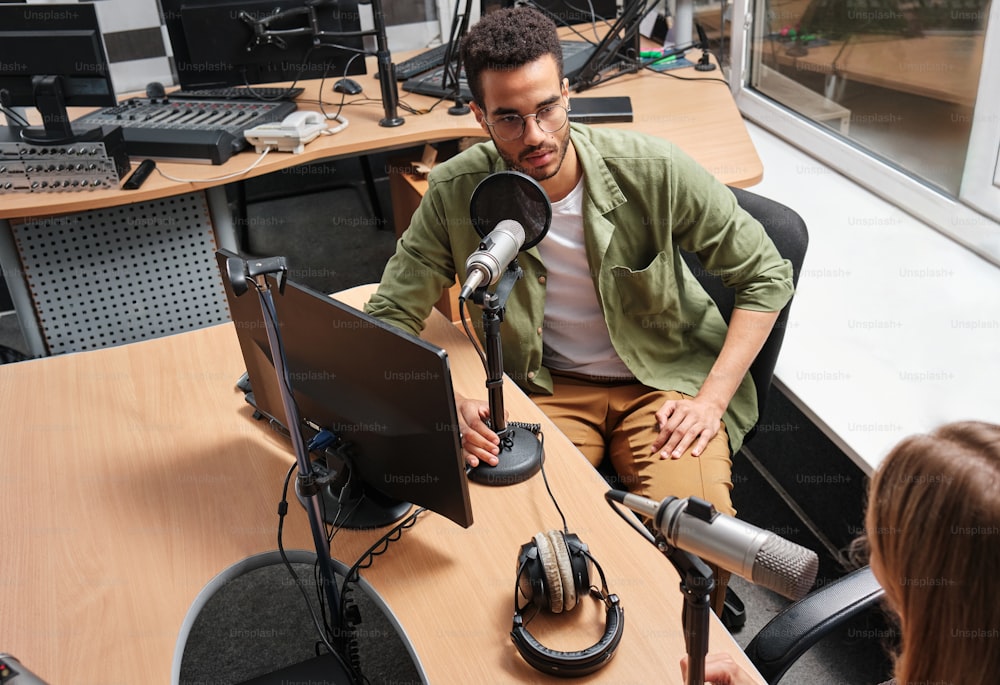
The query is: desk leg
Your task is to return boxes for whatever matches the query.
[0,218,47,357]
[206,185,238,253]
[360,155,387,230]
[824,74,845,103]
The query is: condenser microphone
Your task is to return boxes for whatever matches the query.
[606,490,819,600]
[459,219,525,300]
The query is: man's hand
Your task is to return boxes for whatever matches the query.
[456,395,502,467]
[652,395,724,459]
[653,308,781,460]
[680,653,759,685]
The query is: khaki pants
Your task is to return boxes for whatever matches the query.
[531,372,735,615]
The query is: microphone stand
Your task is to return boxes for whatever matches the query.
[440,0,472,116]
[237,258,353,676]
[657,536,714,685]
[466,261,544,485]
[239,0,403,127]
[369,0,404,127]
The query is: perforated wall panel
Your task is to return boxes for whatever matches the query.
[11,192,230,355]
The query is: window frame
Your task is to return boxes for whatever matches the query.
[727,0,1000,267]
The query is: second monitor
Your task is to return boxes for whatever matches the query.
[161,0,368,91]
[482,0,620,24]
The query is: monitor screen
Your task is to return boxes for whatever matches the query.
[161,0,367,91]
[482,0,619,24]
[0,3,117,139]
[217,250,474,530]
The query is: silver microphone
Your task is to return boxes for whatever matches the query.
[459,219,525,300]
[608,490,819,600]
[0,654,50,685]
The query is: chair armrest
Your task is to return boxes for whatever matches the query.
[744,566,884,684]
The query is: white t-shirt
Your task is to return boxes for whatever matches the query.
[537,177,634,381]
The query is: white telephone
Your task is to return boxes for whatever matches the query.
[244,111,347,154]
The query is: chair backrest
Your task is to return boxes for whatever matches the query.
[681,187,809,443]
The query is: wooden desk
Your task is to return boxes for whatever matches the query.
[0,50,760,221]
[1,49,760,358]
[0,286,766,684]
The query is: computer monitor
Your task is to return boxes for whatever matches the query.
[482,0,620,24]
[475,0,644,92]
[217,250,474,530]
[160,0,368,91]
[0,3,117,141]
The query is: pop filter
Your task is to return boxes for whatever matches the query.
[469,171,551,250]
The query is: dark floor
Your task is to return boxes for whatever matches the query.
[0,154,896,683]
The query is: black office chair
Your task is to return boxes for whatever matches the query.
[679,186,809,629]
[744,564,886,684]
[682,186,809,440]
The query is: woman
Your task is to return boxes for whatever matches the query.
[682,420,1000,684]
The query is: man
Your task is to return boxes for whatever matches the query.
[365,7,793,614]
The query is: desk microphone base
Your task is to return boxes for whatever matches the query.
[468,424,543,486]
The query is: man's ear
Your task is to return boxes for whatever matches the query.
[469,101,488,131]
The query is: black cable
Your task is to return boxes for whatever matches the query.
[458,297,489,371]
[339,506,428,598]
[335,505,428,677]
[0,98,30,128]
[275,460,341,656]
[517,0,614,45]
[605,494,658,546]
[642,60,731,88]
[534,432,572,535]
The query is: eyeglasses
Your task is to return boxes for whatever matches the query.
[483,103,570,141]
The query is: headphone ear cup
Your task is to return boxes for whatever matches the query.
[533,531,564,613]
[545,530,577,611]
[511,532,625,677]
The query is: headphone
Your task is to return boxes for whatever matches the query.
[511,529,624,677]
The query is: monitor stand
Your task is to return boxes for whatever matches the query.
[19,75,104,143]
[294,448,413,529]
[238,378,414,529]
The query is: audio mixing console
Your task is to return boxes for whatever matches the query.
[74,97,297,165]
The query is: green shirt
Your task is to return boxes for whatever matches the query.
[365,124,794,451]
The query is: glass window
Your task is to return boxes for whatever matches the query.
[728,0,1000,262]
[751,0,987,194]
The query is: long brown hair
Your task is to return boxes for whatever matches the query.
[866,421,1000,684]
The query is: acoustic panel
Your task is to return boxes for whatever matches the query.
[11,192,230,355]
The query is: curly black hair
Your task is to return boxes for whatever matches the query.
[460,6,564,106]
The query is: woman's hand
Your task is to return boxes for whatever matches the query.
[680,653,760,685]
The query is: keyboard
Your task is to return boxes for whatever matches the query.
[170,86,304,101]
[394,43,452,81]
[402,40,596,102]
[402,66,473,102]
